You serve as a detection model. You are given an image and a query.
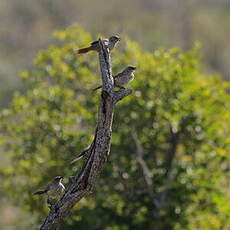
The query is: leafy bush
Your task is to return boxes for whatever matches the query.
[1,25,229,230]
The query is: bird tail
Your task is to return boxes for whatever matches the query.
[71,155,84,164]
[75,46,93,54]
[92,85,102,91]
[33,190,48,195]
[71,145,91,164]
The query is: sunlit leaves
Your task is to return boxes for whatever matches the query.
[0,25,229,229]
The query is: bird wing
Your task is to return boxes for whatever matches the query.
[91,38,108,46]
[91,40,99,46]
[113,72,122,79]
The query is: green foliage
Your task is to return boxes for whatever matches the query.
[0,25,229,229]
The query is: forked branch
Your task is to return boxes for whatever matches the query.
[40,39,132,230]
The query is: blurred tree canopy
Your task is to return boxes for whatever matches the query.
[1,0,230,108]
[0,25,229,230]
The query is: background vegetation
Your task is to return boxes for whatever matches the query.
[0,25,229,229]
[1,0,230,108]
[0,1,230,229]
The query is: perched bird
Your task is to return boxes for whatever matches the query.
[34,176,65,207]
[93,66,136,91]
[75,36,120,54]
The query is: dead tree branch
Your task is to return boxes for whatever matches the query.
[40,39,132,230]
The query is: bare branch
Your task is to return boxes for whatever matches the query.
[113,88,132,104]
[132,131,153,189]
[158,124,180,206]
[98,38,114,94]
[40,39,131,230]
[164,124,180,177]
[131,130,161,210]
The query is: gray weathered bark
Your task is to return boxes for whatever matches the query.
[40,39,132,230]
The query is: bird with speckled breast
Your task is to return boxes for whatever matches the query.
[93,66,136,91]
[75,36,120,54]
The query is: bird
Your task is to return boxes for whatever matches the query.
[34,176,65,207]
[75,36,120,54]
[93,66,136,91]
